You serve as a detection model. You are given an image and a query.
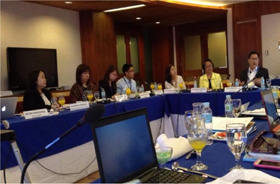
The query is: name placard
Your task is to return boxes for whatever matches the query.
[139,92,150,99]
[70,102,89,111]
[191,87,207,93]
[164,89,179,94]
[224,87,242,93]
[154,90,163,95]
[115,94,128,102]
[23,109,49,119]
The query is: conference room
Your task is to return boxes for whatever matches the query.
[1,0,280,183]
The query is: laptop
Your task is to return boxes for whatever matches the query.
[261,90,280,135]
[90,108,206,183]
[1,97,17,120]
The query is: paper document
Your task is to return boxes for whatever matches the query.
[207,169,280,184]
[212,117,253,131]
[242,108,280,116]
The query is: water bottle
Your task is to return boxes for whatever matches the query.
[140,84,144,93]
[101,88,106,103]
[193,76,197,88]
[225,95,233,117]
[201,102,213,145]
[235,78,239,87]
[261,77,265,90]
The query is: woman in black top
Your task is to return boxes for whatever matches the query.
[99,65,119,99]
[23,70,53,111]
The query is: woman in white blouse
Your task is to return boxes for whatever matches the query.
[164,65,186,89]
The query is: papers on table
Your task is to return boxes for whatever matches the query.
[212,117,253,131]
[242,108,280,116]
[207,169,280,184]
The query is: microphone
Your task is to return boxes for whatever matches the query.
[231,72,262,99]
[20,104,105,183]
[77,104,105,126]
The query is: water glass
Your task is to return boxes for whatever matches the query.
[266,78,272,89]
[155,146,173,168]
[232,99,242,118]
[157,83,163,90]
[87,90,93,102]
[94,91,100,102]
[226,123,247,170]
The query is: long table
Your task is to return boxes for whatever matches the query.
[1,89,272,183]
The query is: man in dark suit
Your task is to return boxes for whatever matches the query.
[239,50,269,87]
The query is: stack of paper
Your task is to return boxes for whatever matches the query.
[212,117,253,131]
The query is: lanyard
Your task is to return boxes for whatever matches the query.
[123,77,131,90]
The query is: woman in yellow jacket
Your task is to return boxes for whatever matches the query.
[199,59,223,90]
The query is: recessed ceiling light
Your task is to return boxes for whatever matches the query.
[136,17,141,20]
[172,0,225,7]
[104,4,146,13]
[156,21,160,24]
[65,1,72,4]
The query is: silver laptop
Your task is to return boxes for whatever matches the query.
[1,97,17,120]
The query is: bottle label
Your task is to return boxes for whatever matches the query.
[202,113,212,124]
[235,81,239,87]
[225,104,233,112]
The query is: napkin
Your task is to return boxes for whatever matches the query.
[155,134,193,161]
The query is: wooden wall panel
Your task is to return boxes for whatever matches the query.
[151,27,174,84]
[80,11,117,88]
[260,1,280,15]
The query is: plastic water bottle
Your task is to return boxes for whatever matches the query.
[101,88,106,103]
[235,78,239,87]
[201,102,213,145]
[261,77,265,90]
[193,76,197,88]
[225,95,233,117]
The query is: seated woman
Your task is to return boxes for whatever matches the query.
[199,59,223,90]
[164,65,186,89]
[99,65,119,99]
[70,64,93,103]
[23,70,53,111]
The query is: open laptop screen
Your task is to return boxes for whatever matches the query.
[91,108,158,183]
[261,90,279,130]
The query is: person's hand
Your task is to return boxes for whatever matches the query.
[253,78,261,86]
[239,80,245,86]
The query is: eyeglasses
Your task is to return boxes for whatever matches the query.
[250,57,259,61]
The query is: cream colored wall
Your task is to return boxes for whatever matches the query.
[261,12,280,77]
[1,1,82,91]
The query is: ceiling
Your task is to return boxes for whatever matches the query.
[24,0,248,27]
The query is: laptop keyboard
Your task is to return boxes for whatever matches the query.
[140,168,190,183]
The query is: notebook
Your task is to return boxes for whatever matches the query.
[90,108,206,183]
[1,97,17,120]
[261,90,280,135]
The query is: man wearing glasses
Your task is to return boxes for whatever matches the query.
[239,50,269,87]
[117,64,137,94]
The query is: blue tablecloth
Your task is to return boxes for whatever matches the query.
[165,90,262,116]
[1,95,167,169]
[272,78,280,86]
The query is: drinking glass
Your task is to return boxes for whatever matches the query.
[94,91,100,102]
[227,80,232,87]
[51,97,59,112]
[187,115,208,171]
[179,82,184,90]
[272,86,279,108]
[126,87,131,95]
[157,83,163,90]
[215,81,221,91]
[232,99,242,118]
[58,95,65,111]
[150,83,155,90]
[226,123,247,170]
[155,146,173,168]
[266,78,272,89]
[87,90,93,102]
